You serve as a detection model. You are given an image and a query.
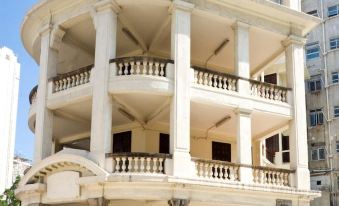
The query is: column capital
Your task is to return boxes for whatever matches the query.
[231,21,250,31]
[234,107,253,116]
[168,199,190,206]
[282,35,307,47]
[94,0,121,13]
[50,26,65,51]
[170,0,194,13]
[39,23,53,37]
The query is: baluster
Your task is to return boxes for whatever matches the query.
[203,73,209,85]
[58,80,63,91]
[214,164,219,179]
[158,158,164,173]
[272,171,277,185]
[54,81,59,92]
[198,162,204,177]
[85,71,90,83]
[143,60,148,75]
[279,172,285,186]
[80,73,84,85]
[121,157,127,173]
[62,78,67,90]
[146,157,151,173]
[152,158,158,173]
[218,76,223,88]
[223,165,229,180]
[127,157,133,172]
[223,77,227,90]
[208,74,213,86]
[148,62,154,75]
[71,76,76,87]
[284,173,289,186]
[130,61,135,75]
[213,75,218,87]
[75,74,80,86]
[133,157,139,172]
[209,163,214,179]
[194,70,198,83]
[265,86,270,99]
[115,157,121,173]
[253,169,259,183]
[259,169,264,184]
[154,62,160,75]
[118,63,123,75]
[269,87,274,100]
[229,166,235,181]
[140,157,145,173]
[282,91,287,102]
[160,63,165,76]
[203,163,209,178]
[124,62,129,75]
[198,72,203,84]
[263,170,268,184]
[234,166,239,181]
[231,79,237,91]
[257,84,262,97]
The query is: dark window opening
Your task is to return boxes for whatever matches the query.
[113,131,132,153]
[212,141,231,162]
[317,180,322,185]
[264,73,277,85]
[159,133,170,154]
[265,134,279,163]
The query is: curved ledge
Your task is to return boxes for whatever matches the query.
[19,153,108,187]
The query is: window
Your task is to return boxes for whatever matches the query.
[332,72,339,83]
[159,133,170,154]
[337,177,339,189]
[328,5,339,17]
[113,131,132,153]
[212,142,231,162]
[310,109,324,126]
[330,38,339,50]
[334,106,339,118]
[309,79,322,92]
[306,43,320,60]
[264,73,277,85]
[336,142,339,153]
[307,10,319,17]
[317,180,322,186]
[312,148,326,161]
[282,135,290,163]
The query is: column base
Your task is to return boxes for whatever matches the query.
[172,151,194,178]
[238,166,253,184]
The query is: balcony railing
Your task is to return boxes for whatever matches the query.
[193,66,238,92]
[250,80,289,103]
[107,153,172,174]
[51,65,93,93]
[110,56,173,77]
[192,158,294,187]
[29,85,38,105]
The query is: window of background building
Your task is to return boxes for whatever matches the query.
[309,79,322,92]
[334,106,339,118]
[306,43,320,60]
[336,142,339,153]
[328,5,339,17]
[337,176,339,189]
[332,72,339,83]
[307,10,319,17]
[330,37,339,50]
[310,109,324,126]
[311,148,326,161]
[317,180,322,186]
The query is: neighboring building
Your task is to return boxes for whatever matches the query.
[0,47,20,194]
[12,155,32,183]
[16,0,321,205]
[302,0,339,205]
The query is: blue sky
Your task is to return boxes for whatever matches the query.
[0,0,39,160]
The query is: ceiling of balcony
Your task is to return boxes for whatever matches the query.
[55,1,286,76]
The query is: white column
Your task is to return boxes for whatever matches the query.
[90,2,117,167]
[170,0,194,177]
[235,108,253,184]
[34,25,58,163]
[283,35,310,190]
[233,21,250,95]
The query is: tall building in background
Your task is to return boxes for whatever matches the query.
[12,155,31,183]
[302,0,339,205]
[0,47,20,193]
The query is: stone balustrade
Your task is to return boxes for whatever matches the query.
[193,158,240,182]
[110,56,173,77]
[29,85,38,104]
[107,153,171,174]
[192,67,238,92]
[252,166,293,187]
[51,65,93,93]
[250,80,289,103]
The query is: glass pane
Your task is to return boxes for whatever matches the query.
[310,113,317,126]
[319,148,325,160]
[312,149,318,160]
[318,112,324,124]
[316,80,322,90]
[309,81,315,91]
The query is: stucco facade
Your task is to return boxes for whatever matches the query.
[17,0,321,205]
[302,0,339,205]
[0,47,20,194]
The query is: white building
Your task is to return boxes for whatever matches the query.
[0,47,20,194]
[301,0,339,205]
[16,0,322,205]
[12,155,32,183]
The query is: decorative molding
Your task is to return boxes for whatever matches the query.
[234,107,253,116]
[282,35,307,47]
[231,20,251,30]
[168,199,190,206]
[50,26,66,51]
[169,0,194,13]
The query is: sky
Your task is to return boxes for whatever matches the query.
[0,0,39,160]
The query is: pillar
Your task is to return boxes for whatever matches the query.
[232,21,250,95]
[34,25,58,163]
[283,35,310,190]
[170,0,194,177]
[90,1,118,167]
[235,108,253,184]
